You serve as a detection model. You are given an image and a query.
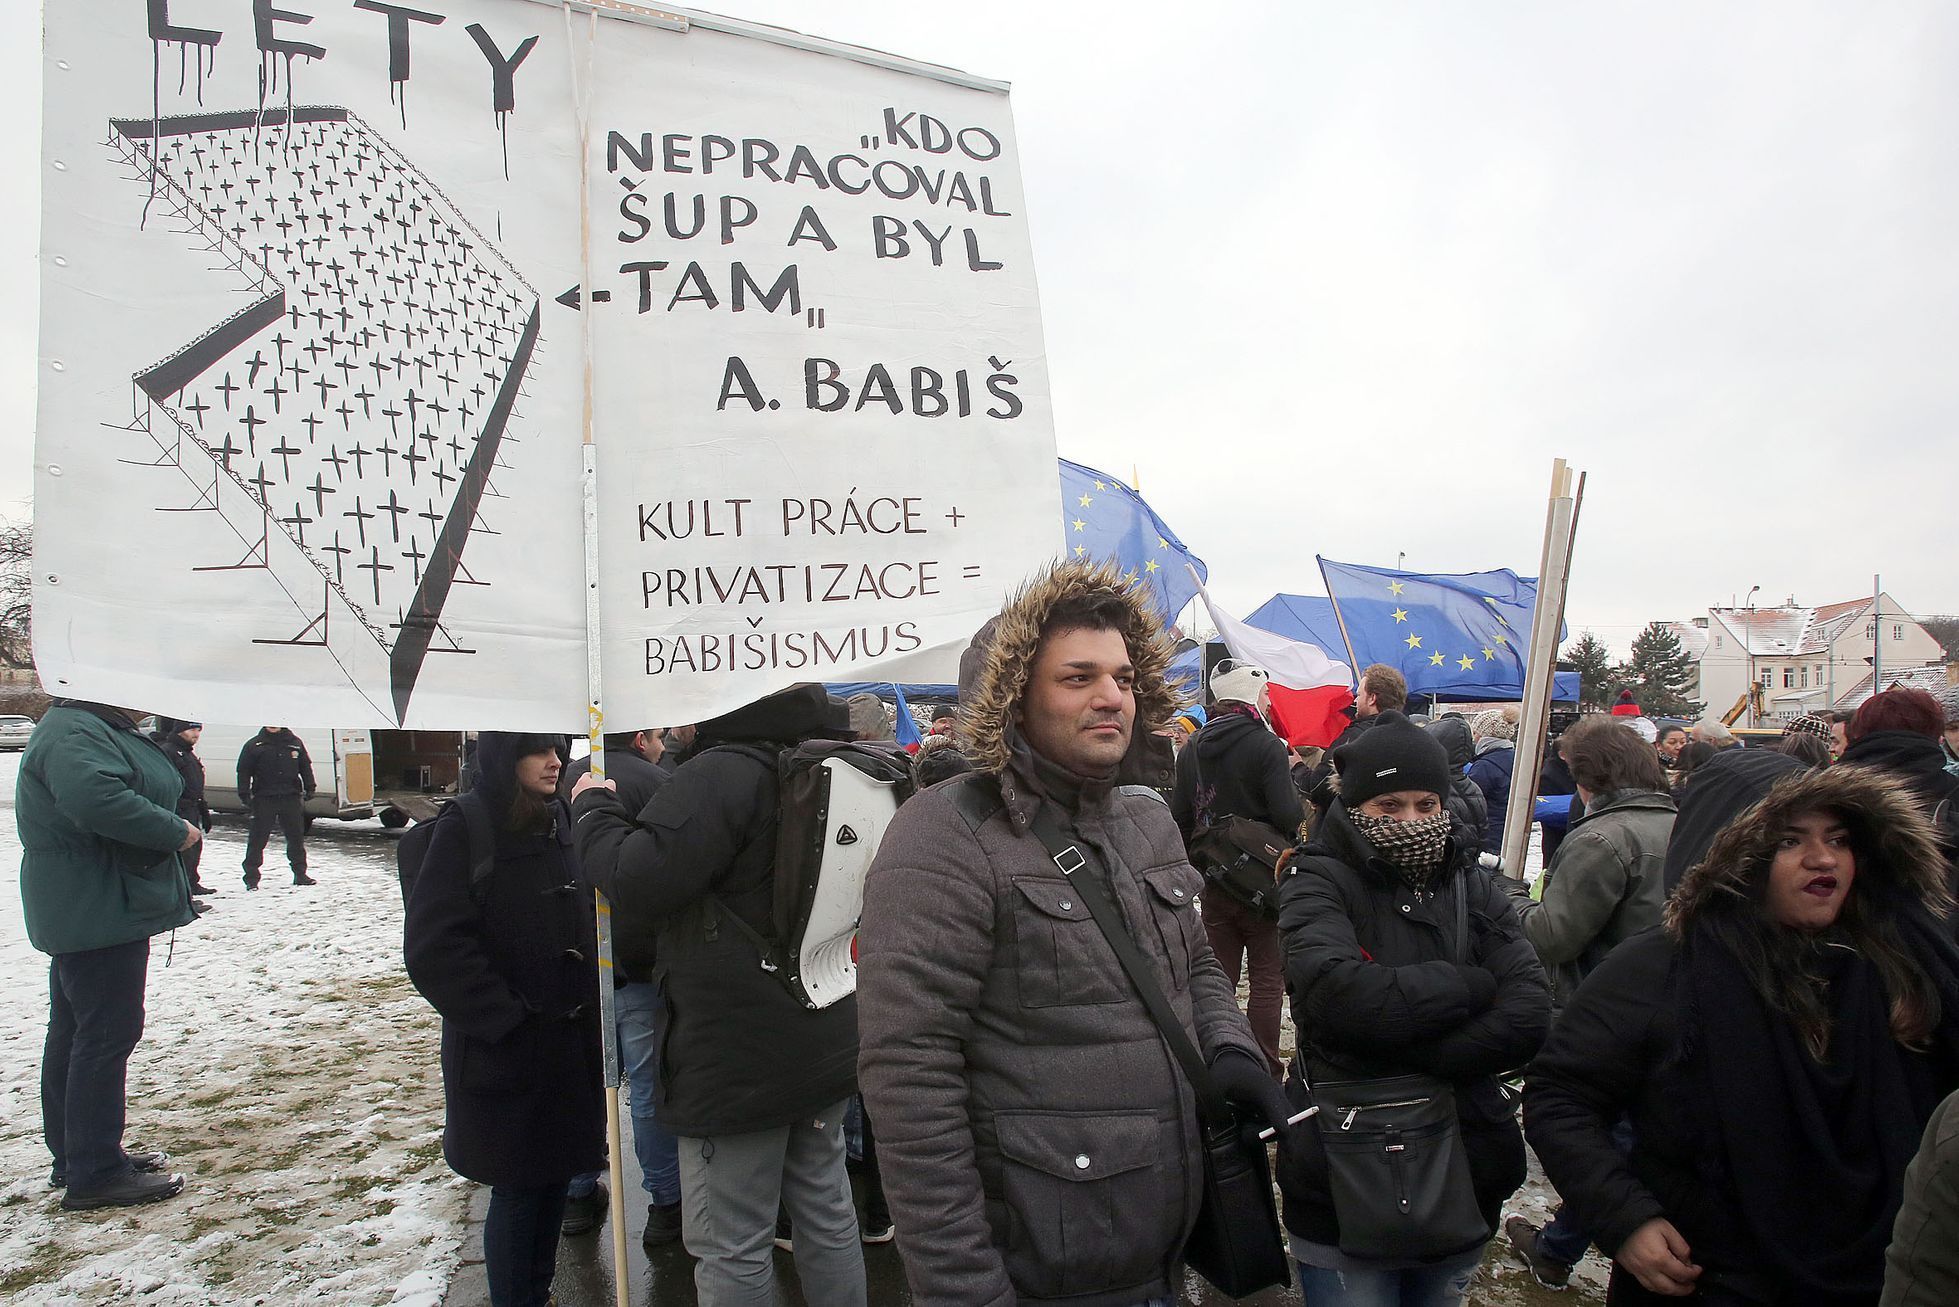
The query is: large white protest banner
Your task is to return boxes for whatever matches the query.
[36,2,1060,728]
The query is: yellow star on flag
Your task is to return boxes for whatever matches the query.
[1143,559,1160,574]
[1458,655,1477,670]
[1077,493,1093,508]
[1072,518,1086,532]
[1481,647,1496,661]
[1391,607,1409,623]
[1156,536,1170,551]
[1404,633,1422,649]
[1494,633,1508,646]
[1093,480,1106,491]
[1072,545,1086,557]
[1428,651,1445,667]
[1388,580,1406,596]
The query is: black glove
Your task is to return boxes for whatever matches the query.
[1209,1049,1293,1132]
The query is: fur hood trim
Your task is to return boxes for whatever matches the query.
[1666,763,1952,936]
[957,559,1176,777]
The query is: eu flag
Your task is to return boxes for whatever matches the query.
[1317,557,1561,701]
[1059,459,1207,626]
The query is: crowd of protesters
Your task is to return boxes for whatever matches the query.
[18,571,1959,1307]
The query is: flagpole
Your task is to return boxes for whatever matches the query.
[1315,556,1363,675]
[563,10,631,1302]
[1500,461,1583,880]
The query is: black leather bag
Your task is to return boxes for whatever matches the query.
[1302,882,1489,1260]
[1188,816,1290,921]
[1021,797,1291,1298]
[1311,1071,1487,1259]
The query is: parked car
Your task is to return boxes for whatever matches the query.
[0,715,35,750]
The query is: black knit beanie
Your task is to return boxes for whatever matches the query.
[1334,710,1452,807]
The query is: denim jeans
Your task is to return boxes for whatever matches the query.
[485,1183,568,1307]
[1294,1244,1483,1306]
[1538,1116,1636,1266]
[42,938,150,1190]
[567,979,682,1205]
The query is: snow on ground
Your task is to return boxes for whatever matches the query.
[0,752,470,1305]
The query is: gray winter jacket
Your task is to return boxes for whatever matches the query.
[1506,787,1674,1008]
[857,560,1261,1307]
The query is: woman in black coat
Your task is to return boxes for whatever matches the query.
[1277,712,1551,1306]
[1525,765,1959,1306]
[405,732,604,1307]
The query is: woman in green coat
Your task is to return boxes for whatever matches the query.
[18,701,198,1210]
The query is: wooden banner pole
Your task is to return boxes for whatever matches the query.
[1500,460,1582,879]
[562,7,632,1301]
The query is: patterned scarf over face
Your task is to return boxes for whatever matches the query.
[1350,809,1451,887]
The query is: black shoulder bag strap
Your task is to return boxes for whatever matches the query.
[1022,799,1235,1127]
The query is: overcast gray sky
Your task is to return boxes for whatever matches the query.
[5,2,1953,656]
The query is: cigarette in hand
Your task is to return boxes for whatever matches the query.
[1258,1106,1320,1141]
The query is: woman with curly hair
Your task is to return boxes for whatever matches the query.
[1526,765,1959,1305]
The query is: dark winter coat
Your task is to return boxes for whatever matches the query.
[1506,788,1674,1009]
[1526,766,1959,1306]
[1170,706,1307,844]
[560,745,667,821]
[152,729,212,829]
[17,702,194,955]
[1276,801,1552,1249]
[236,728,316,801]
[858,561,1263,1307]
[1428,716,1490,851]
[1661,747,1808,893]
[403,733,604,1189]
[1842,731,1959,863]
[1465,740,1517,857]
[573,684,860,1140]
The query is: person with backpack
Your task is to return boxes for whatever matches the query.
[1278,711,1551,1304]
[1172,658,1305,1075]
[403,732,603,1307]
[571,685,868,1307]
[236,726,315,889]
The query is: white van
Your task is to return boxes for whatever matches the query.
[199,726,377,822]
[199,726,468,826]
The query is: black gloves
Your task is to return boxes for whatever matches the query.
[1210,1049,1294,1132]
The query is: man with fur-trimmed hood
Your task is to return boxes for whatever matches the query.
[857,561,1287,1306]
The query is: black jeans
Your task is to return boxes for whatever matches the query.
[243,796,307,882]
[485,1184,569,1307]
[180,832,205,886]
[42,937,150,1189]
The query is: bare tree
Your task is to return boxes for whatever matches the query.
[0,519,32,670]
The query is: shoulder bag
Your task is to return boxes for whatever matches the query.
[1186,748,1291,921]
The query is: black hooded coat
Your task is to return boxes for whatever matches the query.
[403,732,604,1188]
[1661,748,1808,894]
[1526,765,1959,1307]
[1427,716,1490,852]
[573,684,862,1138]
[1170,705,1305,845]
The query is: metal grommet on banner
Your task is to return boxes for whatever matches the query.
[49,361,64,373]
[47,466,62,477]
[50,161,66,172]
